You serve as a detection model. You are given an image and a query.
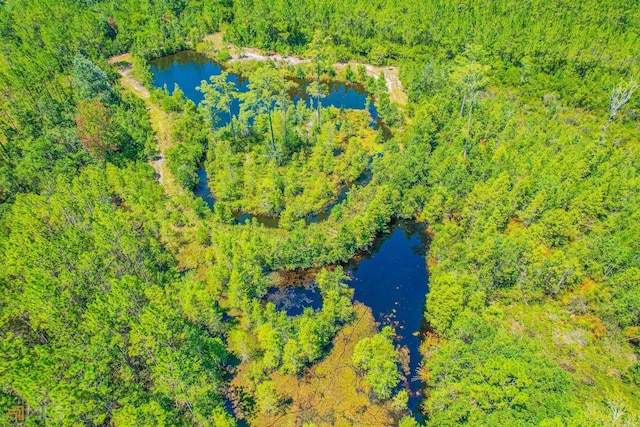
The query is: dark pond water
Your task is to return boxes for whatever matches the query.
[265,281,322,317]
[150,50,379,127]
[288,78,379,121]
[268,220,430,411]
[151,51,248,127]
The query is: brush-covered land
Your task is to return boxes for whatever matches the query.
[1,1,639,426]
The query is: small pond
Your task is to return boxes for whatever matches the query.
[268,220,430,411]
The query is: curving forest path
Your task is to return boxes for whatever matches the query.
[109,53,181,196]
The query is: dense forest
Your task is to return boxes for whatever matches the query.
[1,0,639,425]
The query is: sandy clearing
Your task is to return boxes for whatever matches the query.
[335,62,408,106]
[235,49,309,65]
[203,33,408,106]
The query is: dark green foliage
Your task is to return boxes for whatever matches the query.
[165,100,209,190]
[376,92,403,127]
[228,0,639,107]
[345,64,355,82]
[72,54,115,103]
[0,167,233,424]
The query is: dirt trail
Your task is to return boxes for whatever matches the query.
[109,54,150,99]
[336,62,408,106]
[109,53,176,193]
[203,33,408,106]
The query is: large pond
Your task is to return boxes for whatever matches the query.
[268,220,430,411]
[150,50,379,126]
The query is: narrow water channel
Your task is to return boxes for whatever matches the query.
[194,167,281,227]
[194,165,371,227]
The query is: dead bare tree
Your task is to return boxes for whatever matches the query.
[600,79,637,142]
[452,61,489,159]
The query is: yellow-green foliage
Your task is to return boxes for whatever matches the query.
[421,82,640,424]
[206,106,377,219]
